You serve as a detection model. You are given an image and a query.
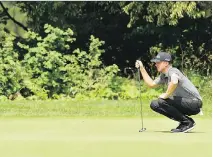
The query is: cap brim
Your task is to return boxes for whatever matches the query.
[150,59,161,63]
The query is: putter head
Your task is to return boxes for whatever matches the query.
[139,128,146,132]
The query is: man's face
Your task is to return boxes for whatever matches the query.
[155,61,169,72]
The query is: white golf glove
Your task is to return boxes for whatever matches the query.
[135,60,144,69]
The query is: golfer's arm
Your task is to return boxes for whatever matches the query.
[139,67,157,88]
[164,82,178,98]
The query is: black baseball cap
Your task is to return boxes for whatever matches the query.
[150,52,172,62]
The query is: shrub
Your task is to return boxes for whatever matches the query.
[17,24,121,99]
[0,31,27,98]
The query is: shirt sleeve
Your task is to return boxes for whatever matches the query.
[171,73,180,84]
[168,68,181,84]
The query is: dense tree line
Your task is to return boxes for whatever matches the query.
[0,1,211,99]
[0,1,211,75]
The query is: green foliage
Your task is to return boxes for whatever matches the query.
[0,1,211,102]
[17,24,76,99]
[87,76,140,100]
[122,1,211,77]
[123,2,207,27]
[15,24,132,100]
[149,41,211,76]
[0,31,27,97]
[180,42,211,76]
[1,1,210,78]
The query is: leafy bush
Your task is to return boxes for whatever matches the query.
[0,24,139,100]
[16,24,123,99]
[149,41,211,76]
[0,32,27,97]
[0,24,211,102]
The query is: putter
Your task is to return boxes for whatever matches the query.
[137,68,146,132]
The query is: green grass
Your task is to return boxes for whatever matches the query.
[0,118,211,157]
[0,100,211,157]
[0,99,211,117]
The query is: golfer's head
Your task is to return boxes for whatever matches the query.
[151,52,172,72]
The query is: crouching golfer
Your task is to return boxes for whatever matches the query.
[135,52,202,133]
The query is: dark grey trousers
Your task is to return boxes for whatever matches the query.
[150,97,202,122]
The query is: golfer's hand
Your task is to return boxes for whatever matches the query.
[159,93,169,99]
[135,60,144,69]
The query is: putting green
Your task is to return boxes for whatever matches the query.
[0,118,211,157]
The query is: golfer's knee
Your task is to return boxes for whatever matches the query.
[150,100,159,110]
[157,98,167,105]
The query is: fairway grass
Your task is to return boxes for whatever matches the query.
[0,118,211,157]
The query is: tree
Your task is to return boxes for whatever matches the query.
[123,1,212,75]
[1,1,211,76]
